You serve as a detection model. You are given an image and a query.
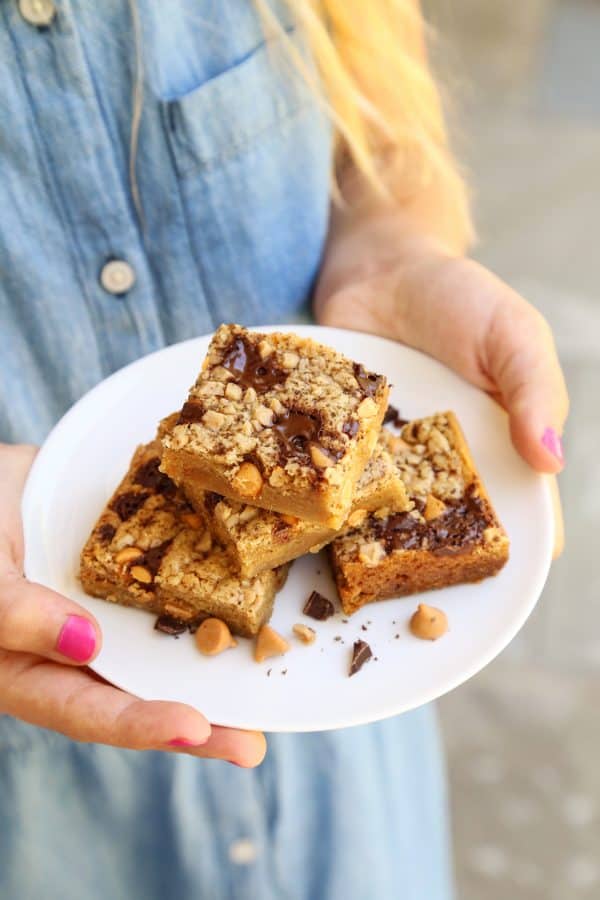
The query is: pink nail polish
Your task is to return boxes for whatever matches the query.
[56,615,96,662]
[541,427,564,463]
[167,738,204,748]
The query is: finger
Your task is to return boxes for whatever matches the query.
[0,651,211,749]
[0,443,38,566]
[549,476,565,560]
[0,574,101,665]
[484,298,568,474]
[178,726,267,768]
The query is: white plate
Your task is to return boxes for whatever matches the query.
[22,326,553,732]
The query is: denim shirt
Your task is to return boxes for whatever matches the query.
[0,3,451,898]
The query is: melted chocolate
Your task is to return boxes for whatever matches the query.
[353,363,384,398]
[274,409,321,460]
[133,458,176,497]
[220,336,287,392]
[140,539,173,576]
[374,485,492,555]
[97,523,116,543]
[177,401,205,424]
[110,491,149,522]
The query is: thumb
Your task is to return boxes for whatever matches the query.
[484,300,568,473]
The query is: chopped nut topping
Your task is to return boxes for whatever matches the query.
[358,541,385,567]
[254,404,274,427]
[203,410,226,431]
[115,546,143,565]
[281,350,299,370]
[293,623,316,644]
[181,512,203,529]
[225,382,243,401]
[232,461,263,498]
[423,495,447,521]
[357,396,378,421]
[130,565,153,584]
[309,443,333,469]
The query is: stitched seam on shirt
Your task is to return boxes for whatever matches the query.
[174,99,310,177]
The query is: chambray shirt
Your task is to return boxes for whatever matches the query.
[0,2,452,898]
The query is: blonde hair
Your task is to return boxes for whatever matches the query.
[255,0,473,246]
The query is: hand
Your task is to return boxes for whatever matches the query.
[316,248,568,557]
[0,444,265,765]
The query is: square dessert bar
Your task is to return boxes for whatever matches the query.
[329,412,510,615]
[80,441,288,637]
[184,428,409,578]
[160,324,389,528]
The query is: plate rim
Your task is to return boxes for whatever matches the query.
[22,325,554,732]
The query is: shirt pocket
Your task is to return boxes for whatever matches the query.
[162,28,314,177]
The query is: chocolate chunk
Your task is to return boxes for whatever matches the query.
[133,458,176,496]
[342,419,359,439]
[303,590,335,621]
[383,404,409,428]
[274,408,321,457]
[177,401,205,424]
[154,614,188,635]
[140,540,173,576]
[349,639,372,676]
[110,491,149,521]
[96,523,116,543]
[220,335,287,392]
[204,491,224,513]
[373,485,493,555]
[353,363,384,398]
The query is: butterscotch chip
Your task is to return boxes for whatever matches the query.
[115,547,143,564]
[423,495,446,522]
[409,603,448,640]
[195,617,237,655]
[181,512,203,529]
[254,624,290,663]
[232,461,263,498]
[130,565,153,584]
[292,623,316,644]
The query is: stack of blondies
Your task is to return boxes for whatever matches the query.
[80,324,509,642]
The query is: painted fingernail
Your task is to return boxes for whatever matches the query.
[541,427,564,464]
[167,737,205,748]
[56,615,96,662]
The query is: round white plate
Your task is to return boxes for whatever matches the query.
[22,326,554,732]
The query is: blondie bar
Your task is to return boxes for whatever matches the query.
[80,441,288,637]
[329,412,510,614]
[160,324,389,528]
[184,428,409,578]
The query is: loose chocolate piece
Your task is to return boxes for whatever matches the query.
[349,639,372,676]
[383,404,409,428]
[177,400,205,424]
[221,335,287,391]
[96,523,116,543]
[303,590,335,621]
[133,457,176,496]
[353,363,384,398]
[154,614,188,635]
[110,491,150,522]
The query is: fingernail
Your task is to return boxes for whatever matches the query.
[541,427,564,464]
[56,615,96,662]
[167,737,206,748]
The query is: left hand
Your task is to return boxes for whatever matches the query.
[315,248,567,557]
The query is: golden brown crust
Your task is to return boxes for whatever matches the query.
[79,441,288,637]
[330,412,510,614]
[160,324,389,526]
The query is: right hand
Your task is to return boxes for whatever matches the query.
[0,443,266,766]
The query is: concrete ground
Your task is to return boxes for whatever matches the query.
[424,1,600,897]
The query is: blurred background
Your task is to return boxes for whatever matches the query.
[422,1,600,897]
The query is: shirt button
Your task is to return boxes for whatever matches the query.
[19,0,56,27]
[100,259,136,296]
[228,838,258,866]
